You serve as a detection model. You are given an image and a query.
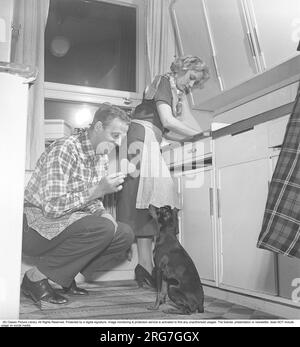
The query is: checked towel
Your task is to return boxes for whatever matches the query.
[257,83,300,259]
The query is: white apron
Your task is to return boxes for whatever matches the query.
[131,119,180,210]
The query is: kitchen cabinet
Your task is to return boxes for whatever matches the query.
[171,0,300,113]
[215,123,278,295]
[179,167,216,284]
[202,0,259,90]
[216,157,277,295]
[171,0,222,106]
[246,0,300,70]
[162,137,215,284]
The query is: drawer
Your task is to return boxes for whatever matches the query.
[267,115,290,149]
[163,138,212,166]
[215,122,269,167]
[162,145,183,167]
[183,138,212,163]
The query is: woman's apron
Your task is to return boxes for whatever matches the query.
[131,119,180,210]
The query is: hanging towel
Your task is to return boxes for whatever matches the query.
[131,119,180,210]
[257,84,300,259]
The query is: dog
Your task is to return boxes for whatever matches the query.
[148,205,204,315]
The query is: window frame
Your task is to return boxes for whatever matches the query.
[44,0,146,106]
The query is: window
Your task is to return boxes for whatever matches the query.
[45,0,138,92]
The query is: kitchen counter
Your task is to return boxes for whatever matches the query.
[212,101,294,140]
[162,98,294,151]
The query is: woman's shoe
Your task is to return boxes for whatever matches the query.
[135,264,156,288]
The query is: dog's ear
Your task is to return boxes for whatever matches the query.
[173,208,180,235]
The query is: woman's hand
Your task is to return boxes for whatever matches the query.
[157,102,201,137]
[163,131,191,142]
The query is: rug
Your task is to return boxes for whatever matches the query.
[19,281,281,320]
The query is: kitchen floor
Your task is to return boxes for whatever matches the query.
[19,281,282,320]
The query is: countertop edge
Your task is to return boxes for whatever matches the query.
[161,101,295,151]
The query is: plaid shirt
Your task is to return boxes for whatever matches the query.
[24,130,107,240]
[257,83,300,259]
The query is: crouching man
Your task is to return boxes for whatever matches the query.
[21,104,134,308]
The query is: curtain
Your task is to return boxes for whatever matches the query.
[11,0,50,170]
[146,0,177,83]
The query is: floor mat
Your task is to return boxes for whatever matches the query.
[19,281,281,320]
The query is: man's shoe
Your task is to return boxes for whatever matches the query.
[62,280,89,296]
[21,273,68,308]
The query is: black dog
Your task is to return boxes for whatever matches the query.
[148,205,204,314]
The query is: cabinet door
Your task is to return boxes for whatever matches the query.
[247,0,300,69]
[180,168,215,283]
[217,158,277,295]
[270,152,300,300]
[171,0,221,105]
[203,0,258,90]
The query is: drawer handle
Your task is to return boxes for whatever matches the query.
[217,188,221,218]
[269,145,282,150]
[123,98,132,105]
[209,188,214,216]
[231,127,254,137]
[187,148,197,154]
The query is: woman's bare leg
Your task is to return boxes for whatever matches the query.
[136,237,153,274]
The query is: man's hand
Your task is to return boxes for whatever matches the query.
[88,172,126,201]
[101,213,118,233]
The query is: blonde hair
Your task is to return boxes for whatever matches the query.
[170,55,210,88]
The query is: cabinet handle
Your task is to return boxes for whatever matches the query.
[123,98,132,105]
[253,27,267,70]
[246,32,256,59]
[212,55,224,91]
[268,145,282,151]
[253,27,262,56]
[217,188,221,218]
[209,188,214,216]
[187,148,197,154]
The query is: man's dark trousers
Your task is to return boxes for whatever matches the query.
[22,215,134,287]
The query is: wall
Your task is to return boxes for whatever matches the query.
[0,0,13,62]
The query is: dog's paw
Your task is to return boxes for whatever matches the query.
[147,305,159,311]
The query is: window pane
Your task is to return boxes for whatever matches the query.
[45,99,133,129]
[45,0,136,92]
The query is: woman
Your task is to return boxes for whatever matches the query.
[117,56,210,287]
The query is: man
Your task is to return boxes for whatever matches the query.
[21,104,134,308]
